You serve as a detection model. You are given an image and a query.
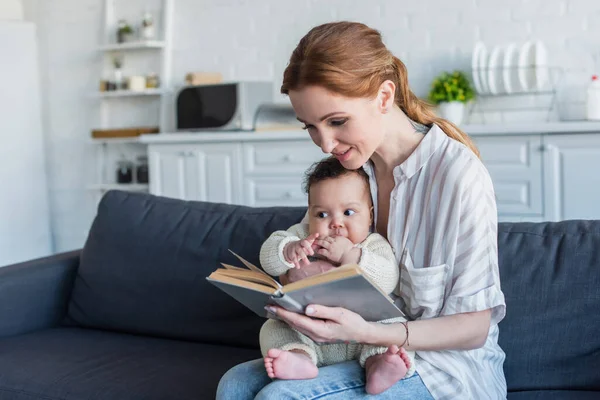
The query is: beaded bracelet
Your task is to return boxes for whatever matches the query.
[399,321,410,347]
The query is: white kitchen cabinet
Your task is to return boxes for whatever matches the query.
[244,176,308,207]
[474,135,544,218]
[148,143,242,203]
[543,134,600,221]
[243,141,325,175]
[242,140,324,207]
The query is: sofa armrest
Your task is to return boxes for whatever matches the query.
[0,250,80,338]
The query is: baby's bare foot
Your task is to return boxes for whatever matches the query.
[263,348,318,380]
[365,345,411,395]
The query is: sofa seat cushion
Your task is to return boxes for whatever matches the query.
[0,327,260,400]
[66,191,306,348]
[508,390,600,399]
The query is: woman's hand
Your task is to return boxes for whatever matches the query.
[266,304,373,344]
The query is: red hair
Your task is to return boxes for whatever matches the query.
[281,21,480,157]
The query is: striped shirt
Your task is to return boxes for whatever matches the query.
[362,123,507,399]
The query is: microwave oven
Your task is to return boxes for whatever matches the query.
[175,81,273,131]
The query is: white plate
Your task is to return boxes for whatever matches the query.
[487,46,504,95]
[518,41,535,92]
[502,43,519,94]
[477,44,490,94]
[534,40,549,91]
[471,42,486,94]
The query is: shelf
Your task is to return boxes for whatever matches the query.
[91,89,165,98]
[99,41,165,51]
[90,137,143,144]
[87,183,149,191]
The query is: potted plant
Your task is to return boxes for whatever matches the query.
[112,53,124,90]
[117,19,134,43]
[428,70,475,125]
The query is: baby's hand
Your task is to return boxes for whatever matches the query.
[283,233,319,269]
[315,236,355,264]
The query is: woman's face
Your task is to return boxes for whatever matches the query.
[289,85,387,170]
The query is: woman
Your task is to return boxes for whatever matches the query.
[217,21,506,400]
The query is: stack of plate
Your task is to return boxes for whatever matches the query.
[471,41,549,95]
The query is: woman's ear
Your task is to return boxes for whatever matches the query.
[369,206,374,223]
[378,80,396,114]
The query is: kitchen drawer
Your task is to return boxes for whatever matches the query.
[244,177,308,207]
[243,141,325,175]
[474,135,543,216]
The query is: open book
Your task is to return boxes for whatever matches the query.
[206,250,404,322]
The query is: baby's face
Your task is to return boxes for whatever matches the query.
[307,173,372,244]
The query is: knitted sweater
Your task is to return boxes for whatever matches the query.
[259,223,399,295]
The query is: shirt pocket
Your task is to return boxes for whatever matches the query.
[397,250,449,320]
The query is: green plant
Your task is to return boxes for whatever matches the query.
[428,70,475,104]
[118,22,133,35]
[112,53,123,69]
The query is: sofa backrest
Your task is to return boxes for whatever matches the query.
[65,191,304,348]
[498,221,600,392]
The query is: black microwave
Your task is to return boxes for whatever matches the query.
[176,81,273,131]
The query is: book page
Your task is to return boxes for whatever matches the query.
[226,250,282,289]
[214,268,280,289]
[208,271,276,294]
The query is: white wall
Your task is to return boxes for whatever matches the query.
[26,0,600,252]
[0,0,23,21]
[0,20,52,266]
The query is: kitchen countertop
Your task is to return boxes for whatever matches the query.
[139,121,600,144]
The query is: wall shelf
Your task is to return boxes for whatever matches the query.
[91,89,165,98]
[89,0,173,201]
[99,40,165,51]
[90,137,142,144]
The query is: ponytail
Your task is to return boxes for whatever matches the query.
[392,56,480,158]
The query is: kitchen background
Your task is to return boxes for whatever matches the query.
[4,0,600,261]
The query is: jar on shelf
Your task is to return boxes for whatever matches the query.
[146,73,160,88]
[116,160,134,184]
[141,12,155,40]
[136,156,149,184]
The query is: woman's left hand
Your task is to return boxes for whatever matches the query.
[266,304,372,344]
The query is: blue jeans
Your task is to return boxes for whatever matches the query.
[216,358,434,399]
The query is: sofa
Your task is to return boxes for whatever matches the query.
[0,190,598,400]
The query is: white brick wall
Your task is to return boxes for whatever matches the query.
[25,0,600,252]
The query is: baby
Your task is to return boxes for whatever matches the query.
[258,156,415,394]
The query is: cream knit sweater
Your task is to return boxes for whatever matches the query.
[259,223,399,294]
[258,222,416,376]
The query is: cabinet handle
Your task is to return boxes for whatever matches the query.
[283,191,292,199]
[283,154,293,162]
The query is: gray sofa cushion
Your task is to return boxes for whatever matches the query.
[498,221,600,393]
[66,191,305,347]
[0,327,260,399]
